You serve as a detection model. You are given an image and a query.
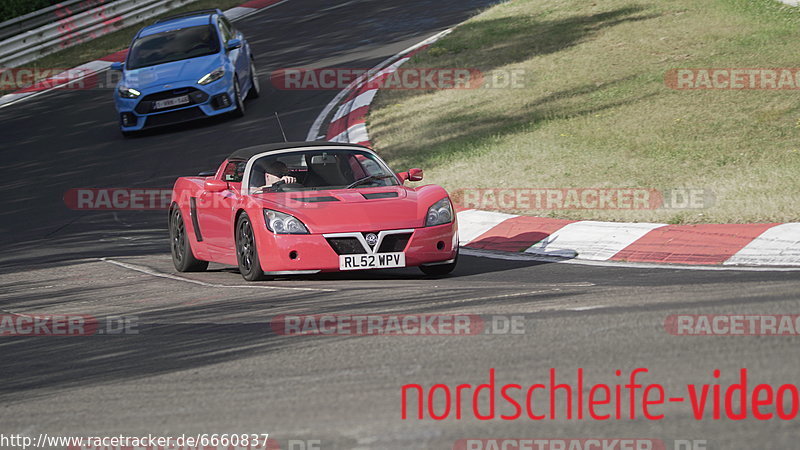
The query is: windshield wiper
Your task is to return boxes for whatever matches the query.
[346,174,394,189]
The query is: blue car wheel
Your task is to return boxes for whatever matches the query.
[248,60,261,99]
[232,76,245,118]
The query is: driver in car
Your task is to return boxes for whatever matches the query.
[259,161,297,189]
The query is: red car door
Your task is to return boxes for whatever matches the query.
[196,162,242,261]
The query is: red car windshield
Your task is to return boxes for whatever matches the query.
[127,25,220,70]
[249,150,399,193]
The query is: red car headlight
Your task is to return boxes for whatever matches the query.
[264,209,309,234]
[425,197,453,227]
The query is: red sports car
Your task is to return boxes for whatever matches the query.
[168,142,458,280]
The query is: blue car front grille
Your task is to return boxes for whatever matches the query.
[135,88,208,114]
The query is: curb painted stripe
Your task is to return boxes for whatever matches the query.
[329,118,364,142]
[240,0,282,8]
[99,49,129,62]
[457,210,518,245]
[465,216,576,253]
[322,42,439,143]
[222,6,256,20]
[724,223,800,266]
[525,221,666,261]
[306,29,451,141]
[347,122,370,144]
[612,223,777,265]
[332,89,377,122]
[326,105,368,138]
[330,121,368,144]
[328,115,365,140]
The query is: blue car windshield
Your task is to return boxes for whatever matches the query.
[127,25,220,70]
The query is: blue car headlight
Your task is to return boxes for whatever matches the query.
[198,67,226,85]
[117,86,141,99]
[264,209,309,234]
[425,197,453,227]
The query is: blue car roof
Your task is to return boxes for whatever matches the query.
[139,14,214,37]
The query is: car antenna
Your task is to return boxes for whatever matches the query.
[274,112,288,142]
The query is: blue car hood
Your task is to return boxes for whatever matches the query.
[123,54,224,89]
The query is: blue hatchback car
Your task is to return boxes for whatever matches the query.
[111,9,259,135]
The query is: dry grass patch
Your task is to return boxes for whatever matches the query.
[369,0,800,223]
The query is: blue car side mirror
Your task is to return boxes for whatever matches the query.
[110,62,124,71]
[226,38,242,51]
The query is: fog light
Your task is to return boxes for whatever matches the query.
[437,241,445,250]
[289,251,298,260]
[120,113,136,127]
[211,93,232,110]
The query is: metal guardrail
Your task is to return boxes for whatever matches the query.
[0,0,115,41]
[0,0,196,68]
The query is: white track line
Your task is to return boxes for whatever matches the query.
[566,305,609,311]
[452,289,563,304]
[100,258,336,292]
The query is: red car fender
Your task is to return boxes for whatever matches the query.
[414,184,456,223]
[170,176,212,260]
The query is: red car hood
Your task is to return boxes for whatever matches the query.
[251,186,429,233]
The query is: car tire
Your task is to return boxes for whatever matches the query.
[232,76,245,118]
[169,206,209,272]
[419,248,458,277]
[248,59,260,99]
[235,212,268,281]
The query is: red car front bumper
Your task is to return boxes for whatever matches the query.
[253,222,458,273]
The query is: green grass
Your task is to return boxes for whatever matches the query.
[369,0,800,224]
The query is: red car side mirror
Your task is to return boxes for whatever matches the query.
[408,168,424,182]
[204,179,228,192]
